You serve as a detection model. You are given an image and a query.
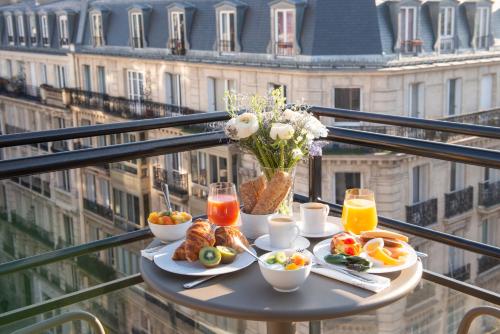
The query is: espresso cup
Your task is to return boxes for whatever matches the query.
[267,214,300,249]
[300,202,330,234]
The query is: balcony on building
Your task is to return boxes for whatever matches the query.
[445,263,471,281]
[153,167,189,201]
[30,36,37,44]
[275,41,294,57]
[83,198,113,221]
[60,38,69,47]
[477,256,500,275]
[93,36,104,47]
[400,39,422,55]
[168,38,186,55]
[478,180,500,208]
[444,186,474,219]
[405,198,438,227]
[219,39,235,53]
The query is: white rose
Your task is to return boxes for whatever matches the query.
[224,118,240,140]
[282,109,301,122]
[235,113,259,139]
[270,123,295,140]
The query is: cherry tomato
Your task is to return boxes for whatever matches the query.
[345,247,354,256]
[344,238,355,245]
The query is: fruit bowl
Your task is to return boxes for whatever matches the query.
[148,219,192,242]
[258,250,312,292]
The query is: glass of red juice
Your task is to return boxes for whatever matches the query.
[207,182,240,227]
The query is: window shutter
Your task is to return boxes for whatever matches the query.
[207,77,215,112]
[164,73,173,104]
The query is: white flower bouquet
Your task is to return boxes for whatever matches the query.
[224,88,328,173]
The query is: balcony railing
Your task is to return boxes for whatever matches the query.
[477,256,500,275]
[18,36,25,45]
[275,41,294,57]
[42,37,49,46]
[405,198,438,227]
[30,36,37,45]
[153,167,189,199]
[60,38,69,47]
[400,39,423,54]
[446,264,471,281]
[168,38,185,55]
[7,35,14,44]
[440,38,454,53]
[219,39,235,52]
[444,186,474,219]
[478,180,500,208]
[51,140,69,153]
[93,36,104,47]
[475,35,490,49]
[83,198,113,221]
[0,77,41,100]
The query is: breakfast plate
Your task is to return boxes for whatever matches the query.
[313,238,418,274]
[154,239,257,276]
[297,218,343,238]
[254,235,310,252]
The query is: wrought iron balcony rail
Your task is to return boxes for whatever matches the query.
[60,38,69,46]
[477,256,500,275]
[92,36,104,47]
[7,36,14,43]
[406,198,438,227]
[0,106,499,328]
[168,38,186,55]
[444,186,474,219]
[42,37,49,46]
[83,198,113,221]
[30,36,37,45]
[446,264,471,281]
[219,39,235,52]
[275,41,294,57]
[478,180,500,208]
[153,167,189,198]
[400,39,423,54]
[18,36,25,44]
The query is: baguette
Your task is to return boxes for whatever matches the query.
[239,175,267,213]
[360,229,409,243]
[251,171,292,215]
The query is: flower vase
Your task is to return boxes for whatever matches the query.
[259,166,296,216]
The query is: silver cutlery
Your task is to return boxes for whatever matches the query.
[416,251,428,258]
[161,183,172,212]
[144,244,167,253]
[234,239,268,266]
[312,258,378,283]
[183,275,219,289]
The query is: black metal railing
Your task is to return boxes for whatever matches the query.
[477,256,500,275]
[275,41,294,57]
[400,39,423,54]
[18,36,25,44]
[446,264,471,281]
[168,38,185,55]
[219,39,235,52]
[93,36,104,47]
[444,186,474,219]
[405,198,438,227]
[7,36,14,44]
[478,180,500,208]
[153,167,189,198]
[60,37,69,46]
[83,198,113,221]
[30,36,37,45]
[440,38,454,53]
[42,37,49,46]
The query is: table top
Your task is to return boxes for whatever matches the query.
[140,238,423,322]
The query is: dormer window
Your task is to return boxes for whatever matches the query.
[29,14,37,45]
[59,15,69,47]
[91,13,104,46]
[399,7,417,53]
[169,11,185,54]
[439,7,454,52]
[130,12,144,48]
[219,11,235,52]
[275,9,294,56]
[41,15,50,47]
[16,15,25,46]
[475,7,490,49]
[6,14,15,45]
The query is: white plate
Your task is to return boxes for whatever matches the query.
[313,238,418,274]
[154,239,257,276]
[298,219,343,238]
[254,235,310,252]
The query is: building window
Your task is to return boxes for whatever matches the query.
[97,66,106,94]
[207,78,235,112]
[40,64,48,85]
[481,219,490,245]
[209,155,228,183]
[268,83,287,101]
[169,11,185,54]
[59,15,69,47]
[17,15,25,45]
[412,165,428,204]
[55,65,67,88]
[408,83,424,118]
[57,170,71,192]
[446,78,461,116]
[440,7,454,52]
[275,9,294,56]
[5,60,13,79]
[41,15,49,46]
[81,119,93,148]
[6,15,15,45]
[84,172,96,201]
[190,151,207,186]
[480,74,494,110]
[91,13,104,46]
[165,73,181,107]
[219,11,235,52]
[127,70,144,102]
[450,162,465,192]
[399,7,417,53]
[63,214,74,245]
[82,65,91,91]
[333,88,361,124]
[475,7,490,49]
[334,172,361,205]
[113,188,140,225]
[29,15,37,45]
[130,12,144,48]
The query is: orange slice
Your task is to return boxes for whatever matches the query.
[369,247,405,266]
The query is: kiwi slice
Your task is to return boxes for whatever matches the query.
[275,251,287,265]
[216,246,237,264]
[199,247,221,268]
[266,255,277,265]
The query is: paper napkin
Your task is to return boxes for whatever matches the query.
[311,265,391,292]
[141,245,169,261]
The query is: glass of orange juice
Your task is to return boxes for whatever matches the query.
[207,182,240,226]
[341,188,378,234]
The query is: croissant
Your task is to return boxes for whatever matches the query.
[185,219,215,262]
[215,227,250,253]
[172,241,187,261]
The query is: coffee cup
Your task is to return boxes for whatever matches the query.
[267,214,300,249]
[300,202,330,234]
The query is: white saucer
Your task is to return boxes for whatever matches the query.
[298,218,343,238]
[254,234,310,252]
